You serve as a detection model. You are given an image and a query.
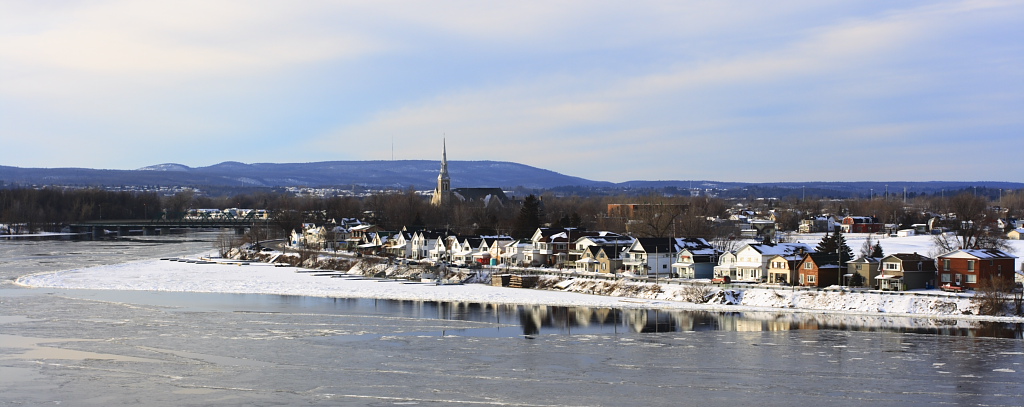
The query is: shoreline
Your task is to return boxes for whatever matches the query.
[13,255,1024,324]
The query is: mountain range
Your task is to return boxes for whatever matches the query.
[1,161,1021,198]
[0,160,604,190]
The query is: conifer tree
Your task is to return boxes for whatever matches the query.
[871,241,884,258]
[513,194,543,239]
[816,231,853,259]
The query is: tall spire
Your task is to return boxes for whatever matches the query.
[439,138,449,180]
[431,138,451,206]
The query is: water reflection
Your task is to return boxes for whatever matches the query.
[52,290,1024,339]
[366,299,1024,339]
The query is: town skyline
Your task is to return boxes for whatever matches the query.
[1,1,1022,183]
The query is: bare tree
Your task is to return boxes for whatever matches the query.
[931,193,1010,255]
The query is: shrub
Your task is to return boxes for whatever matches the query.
[972,278,1016,316]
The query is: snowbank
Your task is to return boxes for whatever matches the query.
[15,254,1023,322]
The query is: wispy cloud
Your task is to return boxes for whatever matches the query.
[0,1,1020,181]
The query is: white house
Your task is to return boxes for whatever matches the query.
[732,243,815,283]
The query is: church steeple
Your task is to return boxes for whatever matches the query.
[431,139,451,206]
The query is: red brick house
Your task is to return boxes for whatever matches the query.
[796,253,842,287]
[935,249,1017,290]
[840,216,883,233]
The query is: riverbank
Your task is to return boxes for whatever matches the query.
[14,253,1024,323]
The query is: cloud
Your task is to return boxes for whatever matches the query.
[310,1,1023,182]
[0,1,1020,181]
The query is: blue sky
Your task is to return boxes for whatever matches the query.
[1,1,1021,183]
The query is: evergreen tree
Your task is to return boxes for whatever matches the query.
[512,195,543,239]
[815,232,836,253]
[816,231,853,259]
[871,241,884,258]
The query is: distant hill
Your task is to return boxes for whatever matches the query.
[0,161,611,190]
[1,161,1020,198]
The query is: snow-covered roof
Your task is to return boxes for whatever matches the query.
[744,243,813,256]
[940,249,1017,260]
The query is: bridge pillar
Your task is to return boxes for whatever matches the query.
[91,226,103,238]
[235,227,247,235]
[117,227,129,237]
[161,228,171,236]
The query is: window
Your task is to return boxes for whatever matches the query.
[941,273,951,283]
[808,275,816,283]
[943,259,950,271]
[885,263,899,271]
[966,274,977,284]
[805,262,813,269]
[967,260,975,271]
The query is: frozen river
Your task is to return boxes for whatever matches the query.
[2,234,1023,406]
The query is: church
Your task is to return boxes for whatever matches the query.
[430,140,508,207]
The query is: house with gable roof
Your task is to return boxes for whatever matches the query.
[936,249,1017,290]
[876,253,937,291]
[796,253,843,287]
[622,238,677,277]
[713,252,738,280]
[841,216,883,233]
[765,254,800,285]
[572,232,634,261]
[1008,228,1024,240]
[575,244,625,274]
[671,238,721,279]
[523,228,567,266]
[732,243,815,283]
[847,256,882,288]
[499,239,533,266]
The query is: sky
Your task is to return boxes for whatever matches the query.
[1,1,1022,183]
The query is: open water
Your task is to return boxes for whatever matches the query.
[2,234,1023,406]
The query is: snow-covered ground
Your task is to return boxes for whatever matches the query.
[13,234,1024,322]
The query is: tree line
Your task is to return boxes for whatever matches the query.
[3,186,1023,247]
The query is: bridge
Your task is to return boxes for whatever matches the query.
[68,219,269,237]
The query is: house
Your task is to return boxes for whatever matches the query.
[936,249,1017,290]
[451,237,483,265]
[348,224,382,250]
[303,225,331,251]
[572,232,634,263]
[383,231,413,258]
[411,230,450,260]
[847,256,881,288]
[732,243,815,283]
[1008,228,1024,240]
[766,254,800,285]
[841,216,884,233]
[522,228,566,266]
[739,219,777,239]
[499,240,533,266]
[622,238,677,277]
[799,216,838,233]
[483,236,515,265]
[577,242,622,274]
[671,238,721,279]
[575,244,625,274]
[876,253,937,291]
[574,245,602,273]
[796,253,842,287]
[547,229,593,266]
[713,252,738,280]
